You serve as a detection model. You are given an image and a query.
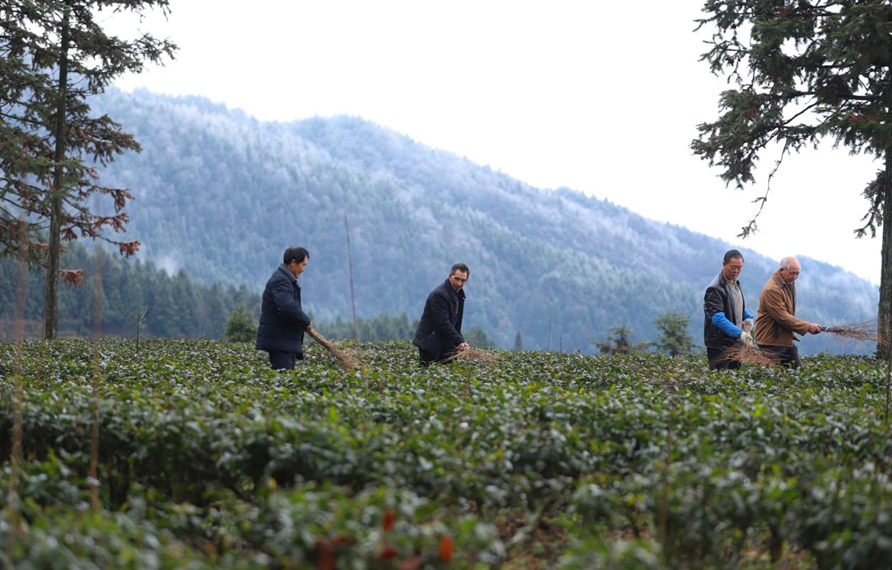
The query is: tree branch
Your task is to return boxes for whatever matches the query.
[739,139,794,238]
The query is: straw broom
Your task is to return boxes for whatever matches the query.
[714,320,781,367]
[719,345,781,366]
[306,325,359,371]
[822,321,877,342]
[442,346,501,364]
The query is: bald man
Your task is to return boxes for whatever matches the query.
[753,257,822,369]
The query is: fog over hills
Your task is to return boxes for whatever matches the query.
[92,89,878,353]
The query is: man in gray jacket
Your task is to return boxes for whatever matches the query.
[704,249,755,370]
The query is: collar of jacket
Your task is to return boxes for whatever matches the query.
[771,270,793,291]
[716,271,740,291]
[443,279,466,300]
[277,264,300,286]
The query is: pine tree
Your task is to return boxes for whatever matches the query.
[513,330,523,351]
[692,0,892,356]
[0,1,176,338]
[594,326,637,355]
[224,305,257,343]
[653,311,694,357]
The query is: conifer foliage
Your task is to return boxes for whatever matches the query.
[224,304,257,343]
[654,310,694,357]
[691,0,892,355]
[0,0,176,338]
[0,243,259,340]
[594,326,638,355]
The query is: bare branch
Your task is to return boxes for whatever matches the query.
[739,139,793,239]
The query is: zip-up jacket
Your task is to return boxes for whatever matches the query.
[703,272,753,349]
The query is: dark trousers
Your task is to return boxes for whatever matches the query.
[707,347,741,370]
[268,350,302,371]
[760,345,802,369]
[418,347,456,366]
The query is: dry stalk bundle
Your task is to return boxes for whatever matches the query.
[306,325,359,371]
[442,347,501,364]
[721,345,781,367]
[822,321,877,342]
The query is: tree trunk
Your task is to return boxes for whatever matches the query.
[880,149,892,359]
[44,11,70,340]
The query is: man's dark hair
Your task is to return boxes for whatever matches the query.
[284,246,310,265]
[450,262,470,277]
[723,249,744,264]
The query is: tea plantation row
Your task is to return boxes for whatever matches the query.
[1,339,891,569]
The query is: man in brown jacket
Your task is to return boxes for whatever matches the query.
[754,257,822,369]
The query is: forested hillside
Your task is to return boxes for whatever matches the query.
[89,89,878,353]
[0,243,258,340]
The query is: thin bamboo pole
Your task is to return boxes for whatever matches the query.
[344,213,360,342]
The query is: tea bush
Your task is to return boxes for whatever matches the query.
[2,339,891,568]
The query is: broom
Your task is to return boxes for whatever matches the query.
[306,325,359,371]
[719,345,781,366]
[442,346,501,364]
[822,321,877,342]
[715,320,781,366]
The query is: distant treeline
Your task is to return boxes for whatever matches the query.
[0,245,499,347]
[315,312,495,348]
[0,243,259,340]
[316,313,416,342]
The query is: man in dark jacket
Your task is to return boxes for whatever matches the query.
[412,263,470,365]
[256,246,312,370]
[704,249,755,370]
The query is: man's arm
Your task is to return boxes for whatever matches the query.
[711,312,744,338]
[429,292,464,347]
[270,277,311,328]
[705,288,743,339]
[761,288,810,335]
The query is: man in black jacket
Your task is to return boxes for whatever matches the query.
[704,249,755,370]
[412,263,470,365]
[256,247,312,370]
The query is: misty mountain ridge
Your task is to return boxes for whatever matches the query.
[89,88,877,353]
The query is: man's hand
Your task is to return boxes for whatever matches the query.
[456,342,470,351]
[808,323,822,335]
[738,331,754,349]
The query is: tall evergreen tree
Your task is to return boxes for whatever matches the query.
[0,0,176,338]
[513,330,523,351]
[692,1,892,356]
[173,269,198,337]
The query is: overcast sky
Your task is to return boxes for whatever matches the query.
[109,0,884,285]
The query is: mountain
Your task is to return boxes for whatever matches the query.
[88,88,878,353]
